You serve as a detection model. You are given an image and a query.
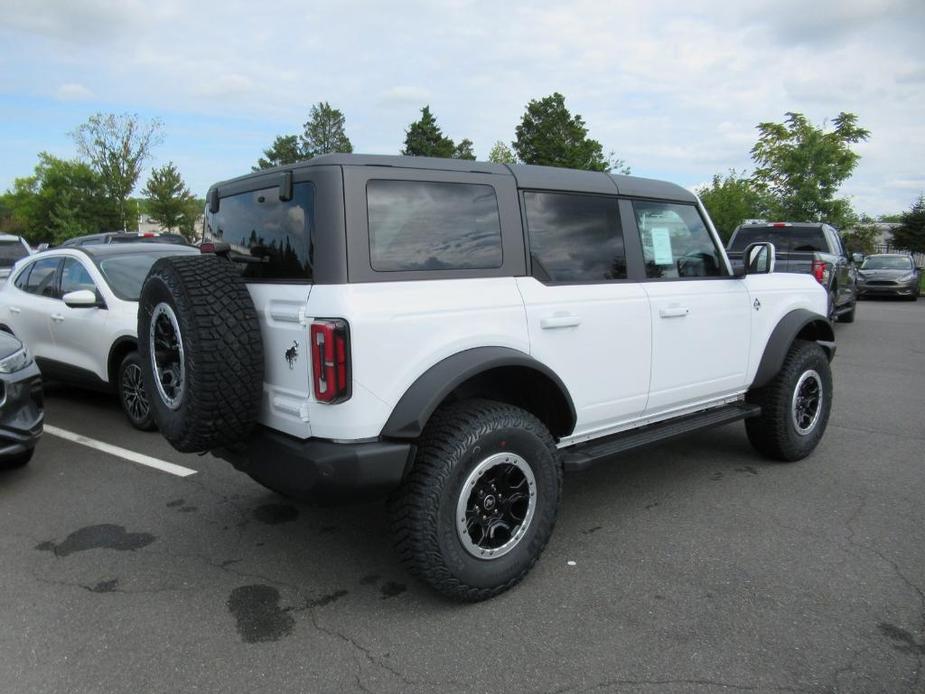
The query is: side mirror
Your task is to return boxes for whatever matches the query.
[62,289,99,308]
[741,241,775,275]
[851,252,864,264]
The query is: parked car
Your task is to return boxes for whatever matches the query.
[132,154,835,601]
[59,231,191,247]
[0,233,33,282]
[727,222,858,322]
[856,254,921,300]
[0,243,199,429]
[0,330,43,468]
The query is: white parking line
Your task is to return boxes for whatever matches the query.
[44,425,198,478]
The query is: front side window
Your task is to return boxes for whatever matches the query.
[23,258,61,298]
[367,180,502,271]
[524,192,626,282]
[634,201,725,279]
[60,258,97,296]
[205,182,315,281]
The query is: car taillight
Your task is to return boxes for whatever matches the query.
[811,259,830,285]
[310,319,351,404]
[200,242,215,254]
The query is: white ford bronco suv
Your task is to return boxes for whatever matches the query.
[137,154,835,601]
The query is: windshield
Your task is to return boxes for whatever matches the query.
[97,249,198,300]
[861,256,913,270]
[728,226,827,253]
[0,240,29,267]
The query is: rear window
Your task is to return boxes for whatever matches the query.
[205,182,315,281]
[0,240,28,267]
[729,226,827,253]
[367,180,502,271]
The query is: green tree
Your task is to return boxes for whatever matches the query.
[840,214,880,255]
[452,138,476,160]
[71,112,164,230]
[513,92,620,172]
[254,134,302,170]
[143,162,196,233]
[891,194,925,254]
[402,106,456,158]
[301,101,353,157]
[696,170,767,242]
[488,141,517,164]
[750,112,869,228]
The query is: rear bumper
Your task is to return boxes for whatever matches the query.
[0,362,44,460]
[214,427,414,502]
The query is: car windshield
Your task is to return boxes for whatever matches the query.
[0,240,29,267]
[861,256,912,270]
[97,249,197,300]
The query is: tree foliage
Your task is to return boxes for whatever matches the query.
[891,195,925,255]
[254,134,302,170]
[488,141,517,164]
[143,162,197,235]
[513,92,624,172]
[71,112,164,229]
[453,138,476,161]
[301,101,353,158]
[750,112,869,228]
[696,170,766,242]
[1,153,120,244]
[402,106,457,158]
[839,215,880,255]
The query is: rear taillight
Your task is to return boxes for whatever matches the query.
[811,259,830,285]
[310,319,351,404]
[200,242,215,254]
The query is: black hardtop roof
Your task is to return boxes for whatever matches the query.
[209,153,696,203]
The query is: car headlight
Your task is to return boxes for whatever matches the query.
[898,272,916,282]
[0,347,33,374]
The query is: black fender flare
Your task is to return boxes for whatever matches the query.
[107,336,138,384]
[380,347,577,439]
[751,309,835,389]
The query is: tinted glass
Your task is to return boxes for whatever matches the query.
[60,258,97,295]
[98,250,198,301]
[728,228,782,251]
[0,240,29,267]
[524,192,625,282]
[788,226,828,252]
[24,258,60,297]
[634,201,725,278]
[205,182,314,280]
[367,180,502,271]
[729,226,827,253]
[14,263,32,290]
[861,256,913,270]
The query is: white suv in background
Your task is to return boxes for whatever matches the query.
[0,243,198,429]
[0,233,32,282]
[135,154,836,601]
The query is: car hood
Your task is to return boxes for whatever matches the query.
[0,330,24,360]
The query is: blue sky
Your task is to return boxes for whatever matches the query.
[1,0,923,216]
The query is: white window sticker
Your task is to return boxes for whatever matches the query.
[650,227,673,265]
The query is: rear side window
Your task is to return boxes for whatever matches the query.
[634,201,726,279]
[24,258,61,297]
[367,180,502,271]
[524,192,626,282]
[205,182,315,281]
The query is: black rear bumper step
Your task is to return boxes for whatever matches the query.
[561,402,761,472]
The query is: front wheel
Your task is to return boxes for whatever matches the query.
[745,340,833,462]
[118,352,156,431]
[388,399,561,601]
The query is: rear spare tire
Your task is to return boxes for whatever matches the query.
[137,256,263,452]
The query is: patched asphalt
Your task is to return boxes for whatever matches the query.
[1,298,923,693]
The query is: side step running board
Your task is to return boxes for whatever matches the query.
[560,402,761,472]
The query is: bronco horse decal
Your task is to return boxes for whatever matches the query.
[285,341,299,369]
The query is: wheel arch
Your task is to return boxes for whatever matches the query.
[380,347,577,440]
[751,309,835,389]
[107,336,138,387]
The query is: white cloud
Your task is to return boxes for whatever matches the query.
[378,86,432,108]
[54,82,93,100]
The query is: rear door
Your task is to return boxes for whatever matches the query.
[630,200,751,414]
[517,192,651,437]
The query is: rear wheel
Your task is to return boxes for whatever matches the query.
[118,352,155,431]
[388,399,561,601]
[746,340,832,462]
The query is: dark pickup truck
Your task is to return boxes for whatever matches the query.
[727,222,857,323]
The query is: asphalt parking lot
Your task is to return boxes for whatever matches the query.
[1,299,923,694]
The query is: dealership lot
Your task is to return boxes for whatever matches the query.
[1,300,923,694]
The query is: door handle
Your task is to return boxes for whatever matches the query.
[51,314,65,322]
[659,307,690,318]
[8,306,21,314]
[540,313,581,329]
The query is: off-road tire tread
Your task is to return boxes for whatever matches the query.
[387,399,561,602]
[137,256,263,452]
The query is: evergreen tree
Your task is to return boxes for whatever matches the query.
[301,102,353,157]
[402,106,456,158]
